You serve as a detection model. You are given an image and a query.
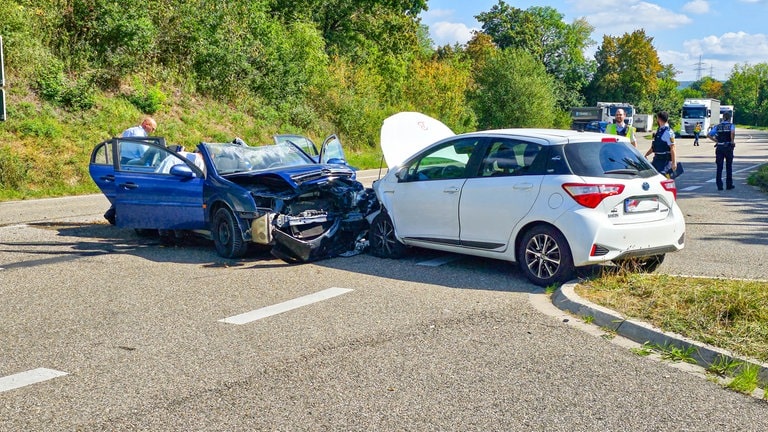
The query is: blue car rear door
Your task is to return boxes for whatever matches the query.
[114,142,206,230]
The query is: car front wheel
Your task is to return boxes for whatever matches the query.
[517,225,574,287]
[212,207,249,258]
[369,212,406,259]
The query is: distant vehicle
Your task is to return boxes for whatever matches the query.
[633,114,654,132]
[720,105,735,123]
[681,98,720,137]
[597,102,635,126]
[584,120,608,133]
[369,112,686,287]
[570,102,634,131]
[89,136,376,261]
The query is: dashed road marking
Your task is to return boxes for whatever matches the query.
[417,255,460,267]
[219,287,353,325]
[0,368,68,393]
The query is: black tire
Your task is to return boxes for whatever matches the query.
[517,225,574,287]
[369,212,406,259]
[212,207,249,258]
[134,228,157,237]
[615,254,665,273]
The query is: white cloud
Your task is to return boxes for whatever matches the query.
[683,31,768,59]
[585,2,692,37]
[430,22,478,46]
[659,33,768,81]
[682,0,710,14]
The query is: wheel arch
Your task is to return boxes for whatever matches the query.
[514,221,573,264]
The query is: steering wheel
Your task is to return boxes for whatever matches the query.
[441,165,464,178]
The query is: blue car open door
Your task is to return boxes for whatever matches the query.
[113,141,206,230]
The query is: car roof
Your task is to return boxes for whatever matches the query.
[452,128,629,145]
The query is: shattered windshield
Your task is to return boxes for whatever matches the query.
[203,142,315,174]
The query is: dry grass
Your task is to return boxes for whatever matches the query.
[575,273,768,363]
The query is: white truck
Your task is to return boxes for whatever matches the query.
[570,102,635,130]
[680,98,720,137]
[632,114,654,132]
[596,102,635,126]
[720,105,735,123]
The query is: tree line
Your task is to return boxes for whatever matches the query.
[2,0,767,152]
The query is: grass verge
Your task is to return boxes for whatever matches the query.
[574,273,768,364]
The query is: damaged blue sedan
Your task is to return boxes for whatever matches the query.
[89,136,377,261]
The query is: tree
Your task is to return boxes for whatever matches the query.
[475,2,594,109]
[471,48,557,129]
[587,30,663,109]
[689,76,723,100]
[724,63,768,126]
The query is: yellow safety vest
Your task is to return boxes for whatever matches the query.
[605,123,635,139]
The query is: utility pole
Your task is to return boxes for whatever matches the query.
[0,36,5,121]
[693,55,706,81]
[1,36,6,121]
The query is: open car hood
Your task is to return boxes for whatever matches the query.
[380,112,455,168]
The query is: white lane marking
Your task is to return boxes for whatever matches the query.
[0,224,29,230]
[0,368,68,393]
[681,163,766,191]
[219,287,353,325]
[417,255,460,267]
[680,186,702,192]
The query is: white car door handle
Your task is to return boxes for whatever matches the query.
[513,183,534,190]
[443,186,460,194]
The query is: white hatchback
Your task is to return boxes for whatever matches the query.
[368,112,686,286]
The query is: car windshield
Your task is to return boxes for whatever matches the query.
[203,142,315,174]
[564,141,656,178]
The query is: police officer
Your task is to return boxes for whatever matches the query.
[644,111,677,175]
[605,108,638,147]
[707,111,736,190]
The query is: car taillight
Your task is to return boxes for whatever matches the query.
[661,178,677,200]
[562,183,625,208]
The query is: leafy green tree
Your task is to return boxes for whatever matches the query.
[648,65,683,127]
[724,63,768,126]
[475,2,594,109]
[471,48,557,129]
[688,76,723,100]
[587,30,663,109]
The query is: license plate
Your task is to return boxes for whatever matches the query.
[624,196,659,213]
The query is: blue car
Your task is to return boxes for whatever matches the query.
[584,121,608,133]
[89,136,376,261]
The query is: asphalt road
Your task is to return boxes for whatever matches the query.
[1,131,767,430]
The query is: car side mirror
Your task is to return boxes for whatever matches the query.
[326,157,347,165]
[170,164,196,178]
[395,166,410,182]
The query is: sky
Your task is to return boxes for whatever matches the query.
[421,0,768,82]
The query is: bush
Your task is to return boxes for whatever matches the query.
[747,164,768,192]
[127,84,167,114]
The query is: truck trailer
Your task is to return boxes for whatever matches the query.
[681,98,720,137]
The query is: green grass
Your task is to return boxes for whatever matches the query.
[575,273,768,363]
[747,163,768,192]
[0,90,387,201]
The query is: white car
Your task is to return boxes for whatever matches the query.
[368,112,686,286]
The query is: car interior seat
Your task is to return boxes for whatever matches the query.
[491,147,519,175]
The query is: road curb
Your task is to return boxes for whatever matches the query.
[552,281,768,383]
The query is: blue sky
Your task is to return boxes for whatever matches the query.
[421,0,768,82]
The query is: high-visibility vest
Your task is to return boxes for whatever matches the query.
[605,123,635,139]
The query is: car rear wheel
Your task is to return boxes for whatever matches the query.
[212,207,248,258]
[615,254,665,273]
[369,212,406,259]
[518,225,574,287]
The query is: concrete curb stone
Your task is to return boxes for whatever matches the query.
[552,280,768,383]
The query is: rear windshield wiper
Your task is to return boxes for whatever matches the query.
[604,169,640,175]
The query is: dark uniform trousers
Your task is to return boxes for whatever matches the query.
[715,144,734,190]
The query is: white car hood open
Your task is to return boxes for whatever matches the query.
[380,112,455,168]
